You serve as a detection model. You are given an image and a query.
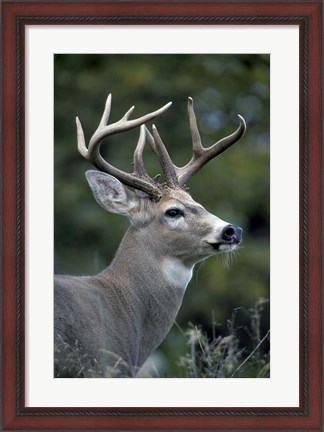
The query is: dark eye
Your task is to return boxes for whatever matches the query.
[165,208,184,218]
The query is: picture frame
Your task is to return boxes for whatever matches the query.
[1,1,322,430]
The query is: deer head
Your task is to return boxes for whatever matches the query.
[76,94,245,264]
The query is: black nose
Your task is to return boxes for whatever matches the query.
[221,225,243,242]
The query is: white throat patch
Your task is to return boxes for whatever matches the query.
[162,258,193,291]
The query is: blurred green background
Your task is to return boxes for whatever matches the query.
[54,54,270,377]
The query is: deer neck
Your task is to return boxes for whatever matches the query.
[98,226,194,367]
[107,226,194,294]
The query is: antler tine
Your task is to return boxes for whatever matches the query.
[144,126,156,154]
[151,125,180,189]
[76,94,172,199]
[133,125,151,180]
[99,93,113,127]
[187,96,203,154]
[76,116,88,158]
[77,93,113,158]
[177,97,246,186]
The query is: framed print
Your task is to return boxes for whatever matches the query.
[52,52,271,383]
[1,1,323,430]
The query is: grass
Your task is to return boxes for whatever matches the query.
[54,335,132,377]
[177,297,270,378]
[54,335,100,378]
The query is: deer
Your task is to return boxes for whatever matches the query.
[54,94,246,378]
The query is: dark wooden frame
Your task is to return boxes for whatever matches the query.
[1,1,322,430]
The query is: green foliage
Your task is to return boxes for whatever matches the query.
[54,54,270,377]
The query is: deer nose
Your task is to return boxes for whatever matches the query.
[221,225,243,242]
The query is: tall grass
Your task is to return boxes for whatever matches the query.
[177,297,270,378]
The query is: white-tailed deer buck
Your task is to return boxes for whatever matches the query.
[54,94,246,377]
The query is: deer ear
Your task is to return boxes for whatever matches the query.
[85,170,137,216]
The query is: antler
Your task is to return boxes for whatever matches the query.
[145,97,246,189]
[76,94,172,199]
[176,97,246,186]
[77,94,246,199]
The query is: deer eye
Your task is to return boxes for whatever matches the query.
[165,208,184,218]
